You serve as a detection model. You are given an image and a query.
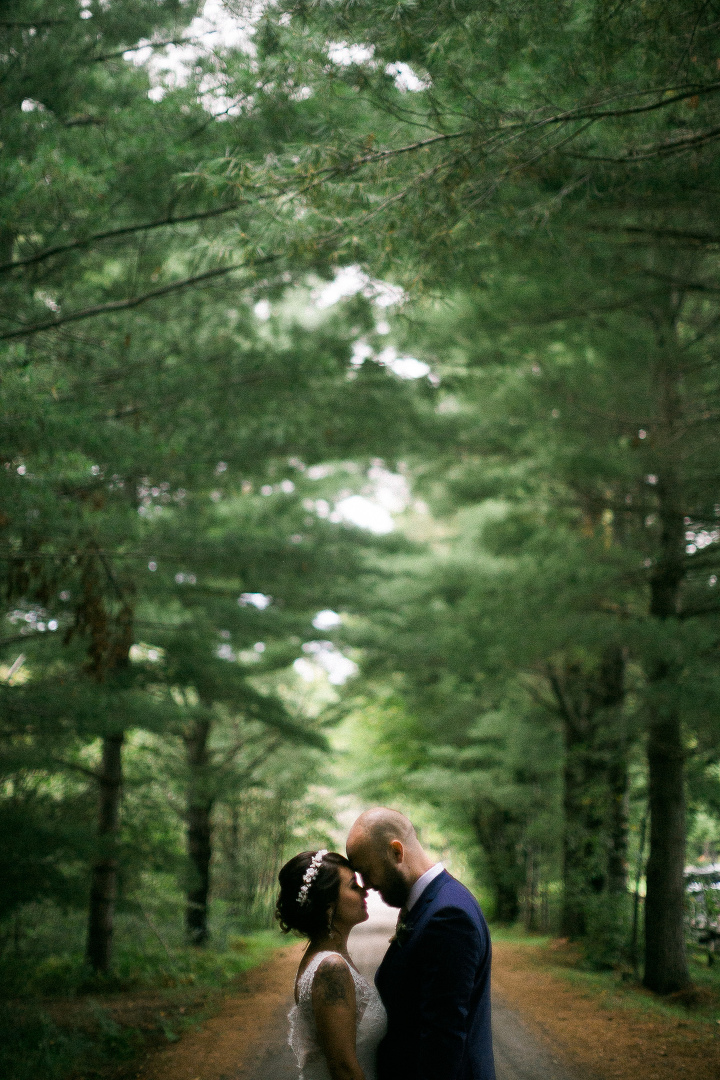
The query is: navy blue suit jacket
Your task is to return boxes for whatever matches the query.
[374,870,495,1080]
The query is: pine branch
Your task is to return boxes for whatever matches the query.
[0,203,246,275]
[641,269,720,293]
[50,756,102,781]
[568,124,720,162]
[513,81,720,128]
[217,735,282,772]
[0,631,57,648]
[521,678,562,717]
[589,225,720,247]
[678,603,720,619]
[0,259,276,340]
[314,82,720,181]
[0,20,68,28]
[544,663,581,728]
[90,39,189,64]
[315,131,471,176]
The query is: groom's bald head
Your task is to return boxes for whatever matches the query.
[350,808,416,850]
[346,807,434,908]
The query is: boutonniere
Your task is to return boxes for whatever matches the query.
[390,911,411,947]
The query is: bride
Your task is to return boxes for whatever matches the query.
[276,850,387,1080]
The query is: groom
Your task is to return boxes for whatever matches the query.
[347,808,495,1080]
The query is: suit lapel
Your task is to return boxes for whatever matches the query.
[406,868,450,926]
[374,871,452,995]
[393,870,451,942]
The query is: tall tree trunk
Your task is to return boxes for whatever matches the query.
[644,693,688,991]
[560,710,592,938]
[472,803,523,924]
[599,647,629,899]
[226,801,242,920]
[184,715,213,945]
[606,750,629,898]
[85,732,124,972]
[641,308,691,994]
[82,555,134,974]
[643,473,690,992]
[552,648,627,940]
[631,807,648,974]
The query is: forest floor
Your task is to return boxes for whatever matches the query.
[119,914,720,1080]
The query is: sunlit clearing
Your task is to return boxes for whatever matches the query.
[367,465,410,514]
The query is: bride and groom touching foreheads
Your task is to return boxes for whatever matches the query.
[276,807,495,1080]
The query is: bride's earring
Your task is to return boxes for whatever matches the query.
[327,907,338,937]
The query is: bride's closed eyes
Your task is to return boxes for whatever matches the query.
[333,867,369,928]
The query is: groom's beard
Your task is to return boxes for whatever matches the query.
[377,865,410,909]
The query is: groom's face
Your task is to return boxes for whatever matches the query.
[347,838,409,909]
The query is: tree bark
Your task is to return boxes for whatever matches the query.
[644,695,689,991]
[85,732,124,972]
[472,803,523,924]
[641,309,691,993]
[606,750,629,898]
[560,708,593,938]
[184,715,213,945]
[82,560,134,974]
[552,648,627,940]
[226,801,242,920]
[643,478,690,991]
[599,647,629,899]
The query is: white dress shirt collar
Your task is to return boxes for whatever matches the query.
[406,862,444,911]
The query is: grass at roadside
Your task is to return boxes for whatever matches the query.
[0,930,286,1080]
[490,924,720,1026]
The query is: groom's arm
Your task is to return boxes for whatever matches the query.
[416,906,486,1080]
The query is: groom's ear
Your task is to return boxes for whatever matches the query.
[389,839,404,864]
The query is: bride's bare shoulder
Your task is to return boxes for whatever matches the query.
[312,954,354,1006]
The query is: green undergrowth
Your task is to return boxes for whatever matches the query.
[544,954,720,1025]
[489,925,553,946]
[492,926,720,1025]
[0,930,286,1080]
[3,928,282,998]
[0,1002,142,1080]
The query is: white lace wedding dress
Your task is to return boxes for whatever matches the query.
[289,951,387,1080]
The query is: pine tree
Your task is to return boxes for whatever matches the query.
[0,6,433,968]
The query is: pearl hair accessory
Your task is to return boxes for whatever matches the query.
[297,849,328,906]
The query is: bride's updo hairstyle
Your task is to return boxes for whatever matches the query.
[276,850,351,938]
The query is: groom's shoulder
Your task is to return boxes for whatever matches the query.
[435,873,485,923]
